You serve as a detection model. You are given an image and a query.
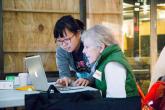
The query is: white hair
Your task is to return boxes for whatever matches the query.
[81,24,118,47]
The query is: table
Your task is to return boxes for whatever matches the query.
[0,89,39,108]
[0,86,97,108]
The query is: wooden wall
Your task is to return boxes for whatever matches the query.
[3,0,122,73]
[87,0,123,45]
[3,0,80,73]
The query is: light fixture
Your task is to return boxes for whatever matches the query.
[134,2,140,12]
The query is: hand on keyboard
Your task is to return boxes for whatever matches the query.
[73,78,89,86]
[56,77,71,86]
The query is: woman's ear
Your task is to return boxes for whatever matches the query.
[99,43,105,53]
[76,31,81,36]
[76,31,81,38]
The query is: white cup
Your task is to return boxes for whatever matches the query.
[18,73,28,87]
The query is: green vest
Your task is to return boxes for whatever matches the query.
[95,44,139,97]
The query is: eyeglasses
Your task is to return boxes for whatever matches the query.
[56,34,75,46]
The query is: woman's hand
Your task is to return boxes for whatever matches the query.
[74,78,89,86]
[56,77,71,86]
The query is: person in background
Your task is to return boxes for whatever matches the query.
[81,25,140,100]
[53,15,93,86]
[149,46,165,88]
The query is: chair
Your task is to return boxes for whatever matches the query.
[137,81,165,110]
[144,81,165,110]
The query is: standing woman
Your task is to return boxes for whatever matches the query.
[54,15,92,86]
[82,25,141,109]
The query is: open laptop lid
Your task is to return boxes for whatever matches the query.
[24,55,49,91]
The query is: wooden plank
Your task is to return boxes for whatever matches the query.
[3,8,80,14]
[87,0,123,47]
[87,0,122,13]
[150,0,158,74]
[3,8,122,15]
[87,14,122,46]
[3,12,56,52]
[3,12,80,52]
[4,53,57,73]
[0,0,4,79]
[3,0,79,12]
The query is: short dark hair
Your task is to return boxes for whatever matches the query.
[53,15,84,39]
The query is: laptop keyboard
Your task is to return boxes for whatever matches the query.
[56,86,84,91]
[48,81,85,91]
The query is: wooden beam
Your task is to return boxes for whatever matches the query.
[4,50,56,53]
[80,0,86,29]
[3,8,80,14]
[3,8,122,15]
[0,0,4,79]
[150,0,157,74]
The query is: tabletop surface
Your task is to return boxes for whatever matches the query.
[0,86,97,108]
[0,89,39,108]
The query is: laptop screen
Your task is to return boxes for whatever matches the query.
[24,55,49,91]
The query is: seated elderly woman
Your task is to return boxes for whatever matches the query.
[81,25,141,109]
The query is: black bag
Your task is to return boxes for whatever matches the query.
[43,96,141,110]
[25,85,102,110]
[25,85,141,110]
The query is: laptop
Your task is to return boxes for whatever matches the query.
[24,55,51,91]
[24,55,97,92]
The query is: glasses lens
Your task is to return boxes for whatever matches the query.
[57,39,70,47]
[56,34,74,47]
